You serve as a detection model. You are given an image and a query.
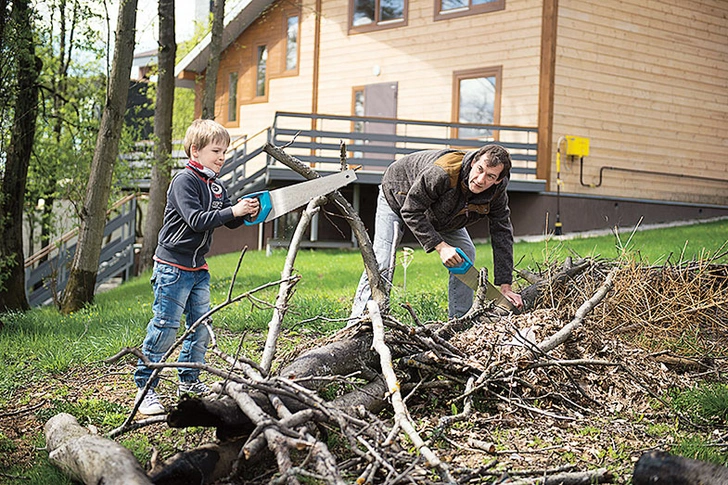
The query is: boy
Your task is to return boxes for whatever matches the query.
[134,119,260,415]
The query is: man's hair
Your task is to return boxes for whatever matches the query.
[183,119,231,157]
[473,144,512,181]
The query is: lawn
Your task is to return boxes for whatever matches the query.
[0,217,726,483]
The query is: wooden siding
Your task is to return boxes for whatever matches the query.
[552,0,728,205]
[314,0,543,129]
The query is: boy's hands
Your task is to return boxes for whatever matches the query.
[232,197,260,218]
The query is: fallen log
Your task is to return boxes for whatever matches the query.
[148,439,246,485]
[45,413,152,485]
[632,450,728,484]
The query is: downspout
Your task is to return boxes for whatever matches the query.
[537,0,558,187]
[311,0,322,142]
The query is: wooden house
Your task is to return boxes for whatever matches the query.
[174,0,728,251]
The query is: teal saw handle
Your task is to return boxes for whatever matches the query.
[241,191,272,225]
[446,247,473,274]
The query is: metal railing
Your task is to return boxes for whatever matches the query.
[269,111,539,177]
[24,195,137,307]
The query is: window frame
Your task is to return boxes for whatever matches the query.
[348,0,408,34]
[451,66,502,141]
[434,0,504,22]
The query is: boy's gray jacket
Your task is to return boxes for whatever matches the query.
[381,148,515,285]
[155,165,244,269]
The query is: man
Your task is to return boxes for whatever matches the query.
[350,144,523,320]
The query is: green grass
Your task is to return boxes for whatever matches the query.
[1,218,726,403]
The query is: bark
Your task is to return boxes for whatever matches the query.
[45,413,152,485]
[537,266,617,353]
[148,439,246,485]
[519,258,592,312]
[260,197,326,374]
[60,0,138,312]
[201,0,224,119]
[369,300,456,484]
[0,0,41,312]
[262,143,389,310]
[139,0,176,273]
[632,450,728,485]
[167,394,255,441]
[503,468,613,484]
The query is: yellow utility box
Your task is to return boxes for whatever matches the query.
[565,136,589,157]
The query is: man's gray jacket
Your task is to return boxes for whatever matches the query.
[381,148,514,285]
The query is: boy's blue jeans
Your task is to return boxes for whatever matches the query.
[350,187,476,320]
[134,262,211,389]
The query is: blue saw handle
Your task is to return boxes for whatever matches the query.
[241,191,272,226]
[445,247,474,274]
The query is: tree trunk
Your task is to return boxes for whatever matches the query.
[45,413,152,485]
[201,0,224,119]
[60,0,138,313]
[632,450,728,484]
[139,0,176,273]
[0,0,41,312]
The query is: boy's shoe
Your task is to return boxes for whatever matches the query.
[178,380,210,397]
[135,388,165,415]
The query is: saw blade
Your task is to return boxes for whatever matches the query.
[447,248,518,313]
[266,170,356,222]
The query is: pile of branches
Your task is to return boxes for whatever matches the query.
[43,146,728,485]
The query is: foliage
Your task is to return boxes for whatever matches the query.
[669,383,728,426]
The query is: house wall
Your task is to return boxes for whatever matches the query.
[313,0,543,128]
[220,0,545,143]
[551,0,728,206]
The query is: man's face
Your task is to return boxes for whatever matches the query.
[191,141,228,175]
[468,156,504,194]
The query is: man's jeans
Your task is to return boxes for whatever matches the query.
[350,187,476,320]
[134,262,211,389]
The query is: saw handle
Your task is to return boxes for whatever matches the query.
[240,191,272,226]
[446,247,474,274]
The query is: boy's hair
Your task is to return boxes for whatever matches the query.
[183,119,231,157]
[473,144,512,181]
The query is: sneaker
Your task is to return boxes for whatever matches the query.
[135,388,165,415]
[178,380,210,397]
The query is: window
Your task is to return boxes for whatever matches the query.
[256,45,267,97]
[452,67,501,139]
[350,0,406,33]
[435,0,503,21]
[227,72,238,122]
[286,16,299,71]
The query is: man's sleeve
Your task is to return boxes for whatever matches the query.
[488,184,515,285]
[400,169,450,252]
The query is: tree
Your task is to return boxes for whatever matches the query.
[200,0,225,120]
[138,0,176,273]
[0,0,42,312]
[60,0,138,313]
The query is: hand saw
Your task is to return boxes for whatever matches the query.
[241,170,357,225]
[446,247,519,313]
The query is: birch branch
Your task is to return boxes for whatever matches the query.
[260,196,325,374]
[367,300,456,484]
[537,267,618,354]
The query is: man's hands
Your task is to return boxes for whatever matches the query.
[500,283,523,310]
[232,197,260,218]
[435,241,462,267]
[437,241,524,310]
